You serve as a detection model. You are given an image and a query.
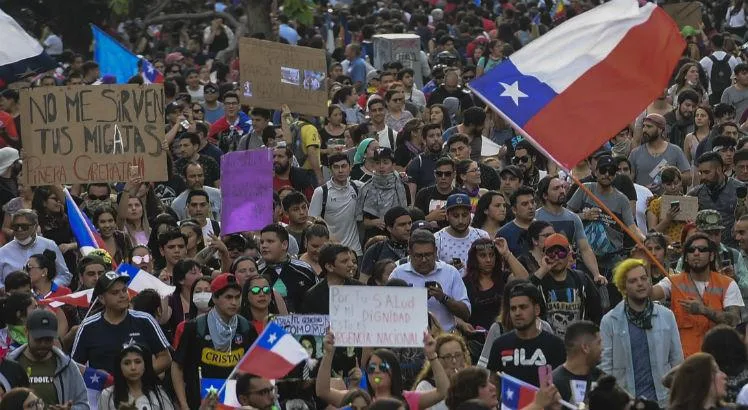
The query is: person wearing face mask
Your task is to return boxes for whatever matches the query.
[355,147,408,242]
[628,113,692,191]
[0,209,71,289]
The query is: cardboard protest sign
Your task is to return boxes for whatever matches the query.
[662,2,702,28]
[274,315,329,361]
[659,195,698,222]
[330,286,428,347]
[238,38,327,117]
[20,84,167,186]
[220,148,273,234]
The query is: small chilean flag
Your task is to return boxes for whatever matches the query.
[64,189,108,257]
[468,0,684,170]
[116,263,175,298]
[500,373,537,410]
[41,288,94,308]
[236,321,309,379]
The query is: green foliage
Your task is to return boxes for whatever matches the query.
[282,0,313,26]
[109,0,130,16]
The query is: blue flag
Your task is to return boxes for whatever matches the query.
[200,377,227,401]
[91,25,139,83]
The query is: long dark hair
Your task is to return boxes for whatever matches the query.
[396,118,424,150]
[701,325,748,376]
[147,213,178,269]
[187,276,213,319]
[465,238,505,291]
[0,388,34,410]
[0,292,34,328]
[239,274,278,321]
[471,191,506,229]
[111,344,166,409]
[366,349,405,399]
[682,233,717,273]
[29,249,58,283]
[31,186,67,230]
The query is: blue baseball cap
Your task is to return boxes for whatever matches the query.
[445,193,471,211]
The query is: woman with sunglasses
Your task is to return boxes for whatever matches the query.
[471,191,508,239]
[0,388,45,410]
[413,334,471,410]
[317,330,449,410]
[385,89,414,133]
[192,104,205,122]
[99,343,173,410]
[92,204,133,264]
[516,221,555,275]
[26,250,71,301]
[129,245,154,273]
[240,274,286,334]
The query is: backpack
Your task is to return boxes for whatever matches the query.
[709,54,733,105]
[291,120,315,167]
[320,182,359,218]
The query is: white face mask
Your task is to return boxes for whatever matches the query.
[16,235,35,246]
[192,292,212,310]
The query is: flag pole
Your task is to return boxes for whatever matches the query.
[499,372,578,410]
[81,296,99,321]
[467,86,669,280]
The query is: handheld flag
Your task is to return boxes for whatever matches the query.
[0,8,57,87]
[64,189,107,257]
[500,373,537,410]
[141,58,164,84]
[236,321,309,379]
[200,377,242,407]
[91,25,139,83]
[468,0,684,170]
[40,288,94,308]
[116,263,176,297]
[84,367,114,410]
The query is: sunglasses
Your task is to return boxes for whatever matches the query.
[597,166,617,176]
[87,194,110,201]
[435,171,453,177]
[512,156,530,164]
[132,255,152,264]
[367,362,391,373]
[250,286,271,295]
[391,98,404,102]
[687,246,710,253]
[545,247,569,259]
[12,223,33,231]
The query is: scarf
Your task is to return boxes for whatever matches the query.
[207,308,238,351]
[611,138,632,158]
[405,140,422,155]
[360,172,406,218]
[624,298,654,330]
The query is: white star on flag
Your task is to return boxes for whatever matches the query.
[499,81,528,106]
[147,65,154,74]
[268,333,277,344]
[505,388,514,400]
[205,384,219,396]
[90,373,100,384]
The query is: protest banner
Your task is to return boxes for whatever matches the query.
[274,315,330,361]
[662,2,702,28]
[20,84,167,186]
[220,148,273,234]
[329,285,428,348]
[659,195,698,222]
[238,38,328,117]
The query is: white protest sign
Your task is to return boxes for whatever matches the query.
[274,314,329,336]
[329,285,428,347]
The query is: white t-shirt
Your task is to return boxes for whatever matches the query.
[656,276,745,307]
[188,85,205,104]
[435,226,490,276]
[634,183,653,233]
[308,180,363,255]
[43,34,63,56]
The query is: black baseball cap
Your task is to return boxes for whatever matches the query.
[93,271,130,299]
[26,309,58,339]
[499,165,523,179]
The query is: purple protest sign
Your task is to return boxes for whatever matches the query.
[220,149,273,234]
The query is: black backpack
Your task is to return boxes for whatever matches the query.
[709,54,733,105]
[320,182,359,218]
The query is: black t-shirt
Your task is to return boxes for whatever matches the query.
[405,152,439,193]
[71,310,171,374]
[552,365,603,405]
[463,276,506,330]
[414,185,458,229]
[529,270,602,338]
[486,330,566,386]
[360,240,408,276]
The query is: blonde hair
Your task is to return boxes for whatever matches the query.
[412,333,471,390]
[612,258,647,295]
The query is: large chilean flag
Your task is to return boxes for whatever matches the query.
[468,0,684,170]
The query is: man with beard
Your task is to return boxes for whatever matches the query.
[652,233,743,357]
[536,176,605,285]
[273,144,316,201]
[301,244,360,314]
[360,206,412,279]
[171,162,222,220]
[434,194,490,276]
[552,321,604,406]
[629,113,691,189]
[601,259,683,407]
[733,147,748,183]
[498,186,536,256]
[486,281,565,386]
[446,134,500,190]
[567,155,640,286]
[407,124,445,196]
[511,140,547,190]
[443,107,486,162]
[663,90,699,149]
[689,152,746,246]
[530,234,602,337]
[9,310,88,408]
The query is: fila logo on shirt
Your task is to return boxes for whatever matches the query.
[501,348,547,366]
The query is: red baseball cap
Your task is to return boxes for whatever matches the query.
[544,233,570,250]
[211,273,241,294]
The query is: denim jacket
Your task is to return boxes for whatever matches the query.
[600,301,684,408]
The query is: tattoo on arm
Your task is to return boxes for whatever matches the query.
[702,305,740,325]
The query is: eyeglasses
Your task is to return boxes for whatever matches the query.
[597,166,618,176]
[24,398,45,410]
[250,286,271,295]
[367,362,391,373]
[466,168,480,174]
[687,246,710,253]
[25,264,41,271]
[131,254,151,264]
[12,223,33,231]
[512,156,530,164]
[545,248,569,259]
[411,252,435,260]
[439,352,465,362]
[435,171,453,178]
[205,89,218,94]
[391,97,404,102]
[250,386,276,396]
